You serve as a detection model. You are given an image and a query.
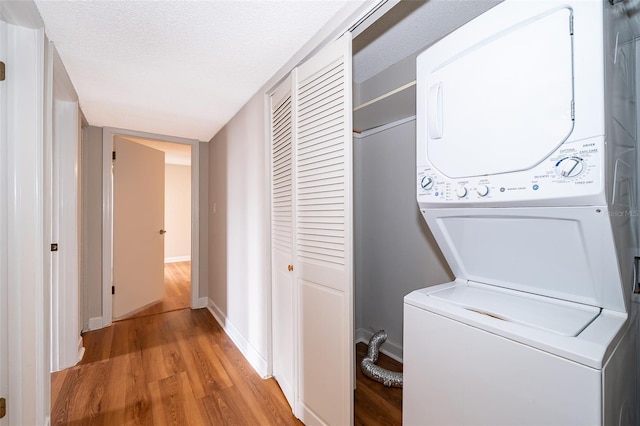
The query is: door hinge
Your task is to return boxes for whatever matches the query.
[112,151,116,161]
[0,397,6,419]
[112,285,115,295]
[571,100,575,121]
[0,62,5,82]
[51,243,58,252]
[569,15,574,35]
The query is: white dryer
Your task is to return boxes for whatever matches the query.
[405,0,639,424]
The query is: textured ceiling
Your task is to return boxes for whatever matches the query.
[35,0,360,142]
[353,0,502,83]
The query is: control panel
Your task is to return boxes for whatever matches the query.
[417,136,604,205]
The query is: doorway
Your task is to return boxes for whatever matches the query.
[115,136,193,320]
[102,127,202,327]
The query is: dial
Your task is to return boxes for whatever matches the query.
[455,186,468,198]
[555,157,584,178]
[420,176,434,190]
[476,185,489,197]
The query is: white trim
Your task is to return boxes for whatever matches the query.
[87,316,103,331]
[261,1,382,101]
[352,115,416,139]
[0,19,9,426]
[207,298,269,378]
[355,328,403,363]
[5,23,50,426]
[263,89,274,379]
[189,141,201,310]
[76,337,85,364]
[353,81,416,111]
[164,256,191,263]
[348,0,399,38]
[197,296,208,309]
[101,129,113,327]
[44,36,57,377]
[49,42,82,372]
[102,127,201,327]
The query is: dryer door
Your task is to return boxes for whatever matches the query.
[424,8,574,178]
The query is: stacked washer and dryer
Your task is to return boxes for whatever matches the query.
[404,0,639,424]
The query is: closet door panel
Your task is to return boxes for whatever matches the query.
[270,76,296,410]
[295,34,354,426]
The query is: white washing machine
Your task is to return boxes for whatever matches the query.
[405,0,639,424]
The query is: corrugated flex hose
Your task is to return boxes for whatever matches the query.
[360,330,403,388]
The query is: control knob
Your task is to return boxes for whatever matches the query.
[476,185,489,197]
[556,157,584,178]
[455,186,468,198]
[420,176,435,191]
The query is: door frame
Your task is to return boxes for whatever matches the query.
[48,42,83,372]
[102,127,202,327]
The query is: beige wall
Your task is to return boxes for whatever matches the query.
[81,125,104,329]
[80,127,209,329]
[353,58,452,358]
[208,91,270,370]
[165,164,192,261]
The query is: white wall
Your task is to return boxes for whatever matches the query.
[165,163,191,262]
[354,120,452,360]
[208,92,270,375]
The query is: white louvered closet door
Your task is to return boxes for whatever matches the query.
[294,34,354,426]
[270,75,296,410]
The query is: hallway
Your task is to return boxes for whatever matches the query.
[51,308,301,425]
[51,262,402,424]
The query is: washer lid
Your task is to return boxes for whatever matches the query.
[428,283,600,337]
[424,7,574,178]
[421,206,627,313]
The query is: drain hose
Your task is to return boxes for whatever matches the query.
[360,330,403,388]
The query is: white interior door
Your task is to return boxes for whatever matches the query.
[113,136,165,319]
[271,76,296,409]
[294,34,354,426]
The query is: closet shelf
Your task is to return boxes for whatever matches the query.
[353,80,416,133]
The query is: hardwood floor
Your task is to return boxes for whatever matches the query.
[354,342,403,425]
[52,287,403,425]
[52,308,302,425]
[119,261,191,321]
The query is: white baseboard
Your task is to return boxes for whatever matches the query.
[207,298,268,377]
[197,296,208,308]
[164,255,191,263]
[77,336,85,365]
[87,316,103,331]
[355,327,403,363]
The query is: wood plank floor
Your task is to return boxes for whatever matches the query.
[355,342,403,425]
[52,308,303,425]
[53,289,403,425]
[119,261,191,321]
[52,317,403,426]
